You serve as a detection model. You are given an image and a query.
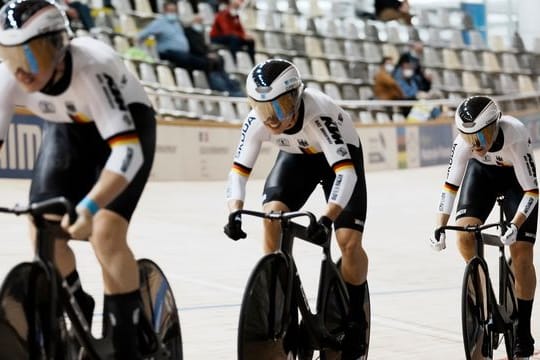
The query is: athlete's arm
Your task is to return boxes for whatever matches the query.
[226,115,266,211]
[77,68,145,210]
[508,138,538,227]
[436,138,470,225]
[0,68,19,150]
[311,115,357,221]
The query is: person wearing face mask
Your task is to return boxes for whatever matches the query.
[392,54,418,116]
[224,59,371,358]
[373,56,404,101]
[400,41,432,92]
[137,2,202,70]
[210,0,255,63]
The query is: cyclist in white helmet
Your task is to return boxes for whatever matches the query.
[431,95,538,358]
[225,58,370,358]
[0,0,156,357]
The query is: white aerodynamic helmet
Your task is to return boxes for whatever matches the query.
[455,95,501,148]
[0,0,71,76]
[246,59,304,130]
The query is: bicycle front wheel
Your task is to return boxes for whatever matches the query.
[139,259,183,359]
[462,258,492,360]
[238,253,296,360]
[501,259,517,359]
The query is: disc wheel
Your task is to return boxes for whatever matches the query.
[139,259,183,359]
[238,253,296,360]
[462,258,492,360]
[502,259,517,359]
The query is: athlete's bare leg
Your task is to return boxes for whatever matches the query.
[336,228,367,284]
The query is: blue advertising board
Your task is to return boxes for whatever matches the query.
[0,114,43,178]
[419,124,454,167]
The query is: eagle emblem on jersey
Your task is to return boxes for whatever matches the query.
[297,139,308,147]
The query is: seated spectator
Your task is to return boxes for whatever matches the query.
[374,0,412,25]
[137,1,244,96]
[185,25,245,96]
[399,41,432,92]
[392,54,418,116]
[210,0,255,63]
[373,57,404,100]
[58,0,95,31]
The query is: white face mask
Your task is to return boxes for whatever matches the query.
[384,64,394,73]
[403,69,414,78]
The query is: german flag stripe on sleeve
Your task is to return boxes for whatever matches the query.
[300,147,317,154]
[332,160,354,172]
[232,162,252,177]
[525,189,539,197]
[443,182,459,193]
[107,131,140,147]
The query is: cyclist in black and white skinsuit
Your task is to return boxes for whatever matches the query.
[0,0,155,358]
[431,96,538,358]
[224,59,369,358]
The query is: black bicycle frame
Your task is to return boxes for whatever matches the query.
[234,210,347,349]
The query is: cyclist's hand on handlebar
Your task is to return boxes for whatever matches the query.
[501,223,518,246]
[224,213,246,241]
[61,206,93,240]
[308,216,332,245]
[429,229,446,251]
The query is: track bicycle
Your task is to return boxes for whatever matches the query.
[436,196,517,360]
[0,197,182,359]
[233,209,370,360]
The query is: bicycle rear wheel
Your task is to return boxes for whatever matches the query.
[462,258,493,360]
[138,258,183,359]
[320,261,370,360]
[0,262,70,360]
[238,253,296,360]
[501,259,517,359]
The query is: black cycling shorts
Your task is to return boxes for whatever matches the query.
[29,103,156,222]
[456,159,538,243]
[263,143,367,232]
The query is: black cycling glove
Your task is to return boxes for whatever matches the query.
[308,215,332,245]
[224,213,247,241]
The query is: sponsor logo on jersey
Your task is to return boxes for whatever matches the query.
[38,101,55,114]
[456,208,467,216]
[336,146,347,157]
[525,232,536,239]
[121,147,134,173]
[330,173,343,201]
[354,218,364,226]
[446,143,457,178]
[97,73,127,111]
[235,116,255,159]
[297,139,308,147]
[524,153,537,178]
[65,102,77,113]
[277,138,290,147]
[320,116,344,145]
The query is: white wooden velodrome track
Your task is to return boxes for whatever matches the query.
[0,157,539,359]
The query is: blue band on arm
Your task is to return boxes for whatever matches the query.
[78,197,100,216]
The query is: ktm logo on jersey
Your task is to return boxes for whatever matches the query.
[321,116,344,145]
[98,73,127,111]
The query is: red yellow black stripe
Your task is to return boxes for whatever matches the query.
[232,162,251,177]
[524,189,539,196]
[300,147,318,154]
[443,182,459,193]
[332,160,354,172]
[107,131,140,147]
[69,113,91,123]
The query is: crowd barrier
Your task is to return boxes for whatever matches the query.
[3,94,540,181]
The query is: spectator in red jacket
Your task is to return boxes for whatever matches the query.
[209,0,255,63]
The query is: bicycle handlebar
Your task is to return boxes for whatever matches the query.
[230,209,317,226]
[436,222,505,247]
[0,197,72,218]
